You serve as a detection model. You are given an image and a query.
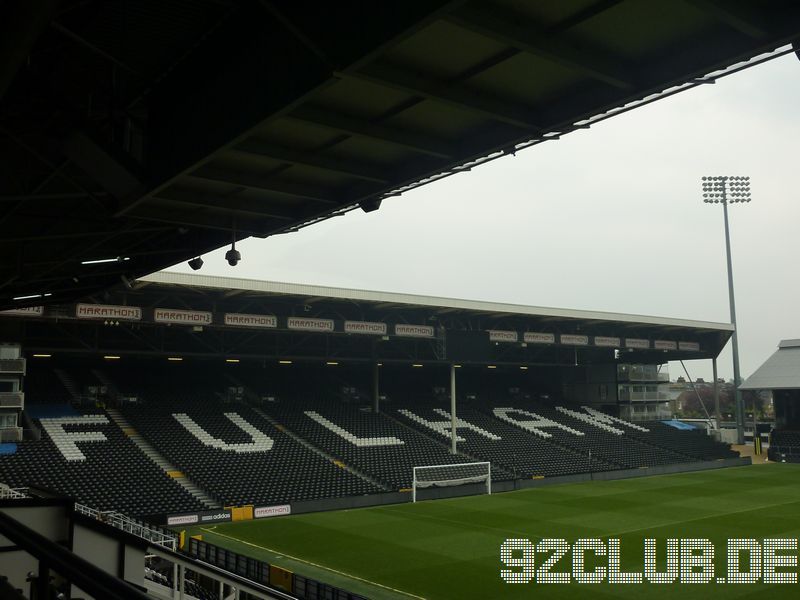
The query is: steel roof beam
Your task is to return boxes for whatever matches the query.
[445,6,636,90]
[231,142,391,184]
[339,63,543,131]
[186,168,339,204]
[153,190,297,221]
[684,0,768,39]
[287,106,457,160]
[128,205,274,237]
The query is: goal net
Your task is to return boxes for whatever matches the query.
[412,462,491,502]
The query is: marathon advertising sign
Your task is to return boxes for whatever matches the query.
[1,306,44,317]
[344,320,388,335]
[594,336,621,348]
[654,340,678,351]
[154,308,212,325]
[224,313,277,329]
[625,338,650,350]
[287,317,335,332]
[524,332,555,344]
[489,330,518,343]
[394,324,435,338]
[254,504,291,519]
[76,303,142,321]
[166,513,198,526]
[679,341,701,352]
[560,334,589,346]
[166,509,232,526]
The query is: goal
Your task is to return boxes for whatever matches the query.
[412,462,491,502]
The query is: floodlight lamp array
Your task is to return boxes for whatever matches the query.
[701,176,751,204]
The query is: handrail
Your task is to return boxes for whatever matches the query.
[0,511,152,600]
[74,503,177,550]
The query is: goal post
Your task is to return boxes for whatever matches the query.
[412,462,491,502]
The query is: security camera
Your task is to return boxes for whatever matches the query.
[225,248,241,266]
[187,256,203,271]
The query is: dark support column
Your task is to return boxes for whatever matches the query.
[373,362,380,413]
[450,363,457,454]
[713,358,721,430]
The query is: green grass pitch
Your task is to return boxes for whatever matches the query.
[187,464,800,599]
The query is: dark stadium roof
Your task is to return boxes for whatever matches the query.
[3,1,800,308]
[740,339,800,390]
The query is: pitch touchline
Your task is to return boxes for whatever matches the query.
[199,527,426,600]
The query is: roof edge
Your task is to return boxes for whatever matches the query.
[140,271,734,332]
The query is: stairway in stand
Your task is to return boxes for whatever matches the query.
[105,408,220,509]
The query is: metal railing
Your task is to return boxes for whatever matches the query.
[188,538,367,600]
[0,485,28,500]
[619,391,669,401]
[74,503,178,551]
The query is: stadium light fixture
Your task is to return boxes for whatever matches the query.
[326,361,339,366]
[187,256,204,271]
[412,363,423,368]
[32,354,51,358]
[103,355,121,360]
[279,360,292,365]
[701,175,751,445]
[225,358,240,363]
[454,364,462,368]
[81,257,130,265]
[520,366,528,370]
[167,357,183,362]
[487,365,497,369]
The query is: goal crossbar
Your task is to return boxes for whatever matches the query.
[412,461,491,502]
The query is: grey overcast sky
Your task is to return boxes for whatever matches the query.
[166,51,800,382]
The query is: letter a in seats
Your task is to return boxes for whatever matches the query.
[173,412,274,453]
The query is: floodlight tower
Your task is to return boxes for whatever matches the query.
[701,175,751,445]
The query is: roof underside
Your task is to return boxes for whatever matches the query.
[740,340,800,390]
[3,0,800,307]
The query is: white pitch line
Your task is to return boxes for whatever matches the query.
[199,527,426,600]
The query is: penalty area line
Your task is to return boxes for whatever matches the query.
[199,527,426,600]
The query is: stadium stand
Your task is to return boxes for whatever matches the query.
[393,400,616,478]
[122,402,382,506]
[623,420,739,461]
[260,397,498,489]
[769,430,800,461]
[0,410,205,516]
[4,359,742,518]
[23,361,73,405]
[486,401,696,469]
